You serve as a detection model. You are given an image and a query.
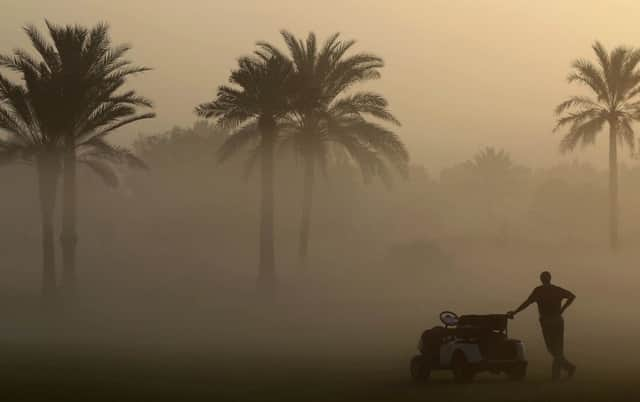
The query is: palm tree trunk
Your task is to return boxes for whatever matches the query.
[61,144,78,294]
[36,154,59,299]
[609,123,619,250]
[298,155,315,269]
[258,118,276,294]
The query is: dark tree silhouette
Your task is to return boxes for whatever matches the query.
[0,21,154,293]
[134,121,226,167]
[467,147,529,190]
[0,74,144,298]
[0,82,60,297]
[470,147,516,176]
[258,31,408,268]
[440,147,529,239]
[196,53,292,294]
[554,41,640,250]
[468,147,528,228]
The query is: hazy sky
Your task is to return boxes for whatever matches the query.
[2,0,640,173]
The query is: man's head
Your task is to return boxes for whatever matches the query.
[540,271,552,285]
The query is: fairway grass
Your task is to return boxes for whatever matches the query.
[0,342,634,402]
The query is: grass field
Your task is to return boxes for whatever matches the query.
[0,341,635,402]
[0,245,637,402]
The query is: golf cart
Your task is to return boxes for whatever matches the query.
[410,311,527,383]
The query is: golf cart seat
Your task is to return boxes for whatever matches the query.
[457,314,507,331]
[455,315,507,337]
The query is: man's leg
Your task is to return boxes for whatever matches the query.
[541,317,563,381]
[554,318,577,375]
[550,357,562,381]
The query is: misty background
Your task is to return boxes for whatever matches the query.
[1,1,640,398]
[0,119,638,373]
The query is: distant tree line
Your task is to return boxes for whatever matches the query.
[0,23,407,298]
[1,22,640,300]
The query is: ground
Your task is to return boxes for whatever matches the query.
[1,243,637,401]
[0,343,634,402]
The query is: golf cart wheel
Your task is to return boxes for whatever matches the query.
[452,352,474,384]
[410,355,431,382]
[507,363,527,381]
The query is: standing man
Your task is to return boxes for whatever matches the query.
[507,271,576,381]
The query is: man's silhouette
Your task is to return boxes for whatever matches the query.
[507,271,576,381]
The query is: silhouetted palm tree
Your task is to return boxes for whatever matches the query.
[467,147,529,229]
[0,73,144,297]
[196,53,292,294]
[0,77,60,297]
[554,41,640,249]
[1,21,154,292]
[258,31,407,268]
[469,147,519,179]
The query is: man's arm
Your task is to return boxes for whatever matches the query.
[507,290,537,319]
[560,288,576,314]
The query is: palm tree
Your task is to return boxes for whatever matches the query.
[0,76,61,297]
[467,147,528,189]
[196,53,292,294]
[467,147,529,233]
[1,21,155,292]
[470,147,515,176]
[257,31,408,268]
[554,41,640,249]
[0,73,144,298]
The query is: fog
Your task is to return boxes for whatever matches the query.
[2,2,640,400]
[1,120,639,381]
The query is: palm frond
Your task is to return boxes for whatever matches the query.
[78,112,155,143]
[79,137,148,170]
[217,121,261,163]
[559,115,607,153]
[79,158,119,188]
[196,46,292,133]
[23,24,60,72]
[554,96,601,115]
[196,85,253,128]
[553,107,602,132]
[280,30,306,69]
[358,130,407,176]
[567,59,609,103]
[330,92,400,125]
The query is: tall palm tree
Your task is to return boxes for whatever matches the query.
[1,21,155,292]
[554,41,640,249]
[0,75,61,297]
[0,73,144,298]
[196,53,292,294]
[258,31,408,268]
